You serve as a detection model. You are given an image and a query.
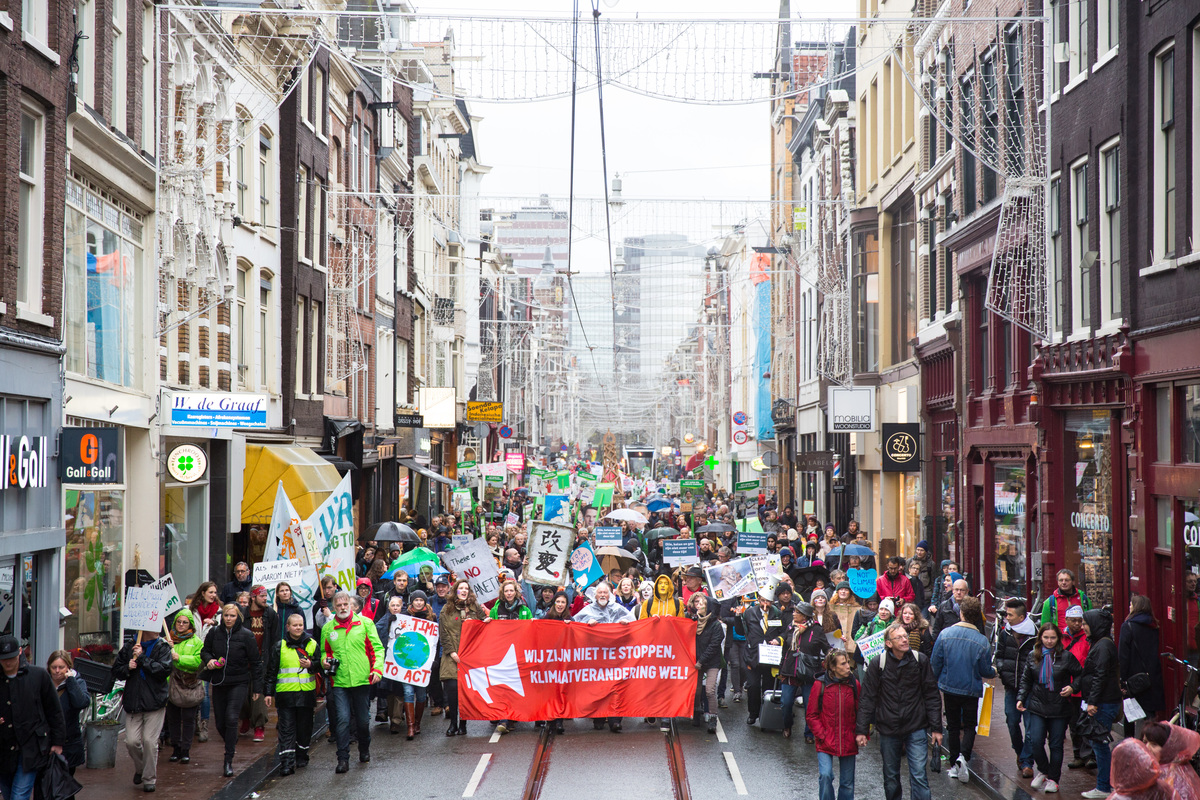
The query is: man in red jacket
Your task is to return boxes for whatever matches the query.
[876,557,916,605]
[807,650,860,800]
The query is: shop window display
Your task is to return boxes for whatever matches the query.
[1064,411,1114,609]
[994,464,1027,599]
[64,489,124,661]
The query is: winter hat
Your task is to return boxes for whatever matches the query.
[408,589,429,604]
[916,540,930,551]
[775,584,793,599]
[940,559,952,569]
[1065,605,1084,619]
[879,598,895,615]
[948,571,964,583]
[787,528,799,541]
[836,580,851,591]
[794,602,815,619]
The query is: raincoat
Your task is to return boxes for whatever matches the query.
[639,575,684,618]
[1158,724,1200,800]
[1107,739,1171,800]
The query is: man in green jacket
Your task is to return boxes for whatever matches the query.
[320,592,383,774]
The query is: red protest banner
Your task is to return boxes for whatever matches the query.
[456,617,697,722]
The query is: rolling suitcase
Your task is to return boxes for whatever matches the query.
[759,679,786,732]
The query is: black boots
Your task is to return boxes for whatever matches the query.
[223,758,234,778]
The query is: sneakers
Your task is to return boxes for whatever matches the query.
[496,722,508,735]
[956,755,970,783]
[1032,772,1048,790]
[1044,779,1059,793]
[143,784,156,793]
[1022,767,1035,779]
[718,698,728,709]
[1082,790,1110,798]
[733,692,742,703]
[1068,757,1090,770]
[947,765,960,780]
[253,726,265,742]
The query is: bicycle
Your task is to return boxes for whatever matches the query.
[1160,651,1200,731]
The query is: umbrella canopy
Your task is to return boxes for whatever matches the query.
[483,511,505,521]
[369,521,419,545]
[825,544,874,558]
[595,547,637,574]
[792,565,832,599]
[645,527,678,542]
[389,546,439,570]
[604,508,648,524]
[695,522,735,534]
[646,497,677,513]
[384,562,449,581]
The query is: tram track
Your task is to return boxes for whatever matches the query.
[518,720,692,800]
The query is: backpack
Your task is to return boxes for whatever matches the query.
[813,675,860,716]
[875,650,923,672]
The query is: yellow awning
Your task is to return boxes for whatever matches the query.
[242,445,343,524]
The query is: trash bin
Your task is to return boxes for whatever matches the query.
[85,720,120,769]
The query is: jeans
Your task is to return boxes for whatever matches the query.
[125,707,167,785]
[879,730,931,800]
[1026,714,1068,781]
[211,684,250,760]
[276,704,314,766]
[402,683,428,703]
[818,751,856,800]
[165,702,198,754]
[781,680,813,733]
[329,684,372,761]
[1088,702,1121,792]
[428,658,444,708]
[0,762,37,800]
[201,682,210,720]
[1003,689,1034,768]
[943,692,979,762]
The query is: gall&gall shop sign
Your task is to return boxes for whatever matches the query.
[61,427,123,484]
[1,434,50,490]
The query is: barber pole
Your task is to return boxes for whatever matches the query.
[832,453,842,480]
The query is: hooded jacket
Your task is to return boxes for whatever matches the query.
[806,673,860,757]
[1119,612,1166,714]
[0,658,66,771]
[693,609,724,671]
[1074,609,1121,706]
[1041,587,1091,633]
[1108,740,1172,800]
[573,599,635,624]
[931,621,995,697]
[1017,646,1081,718]
[56,671,89,769]
[639,575,684,619]
[170,609,206,674]
[1158,724,1200,800]
[112,635,173,713]
[356,577,381,620]
[319,612,384,688]
[995,614,1038,691]
[201,616,263,693]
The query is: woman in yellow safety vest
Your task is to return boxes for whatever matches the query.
[264,613,319,776]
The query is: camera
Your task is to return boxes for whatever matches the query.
[326,657,341,679]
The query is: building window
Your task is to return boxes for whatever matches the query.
[1068,0,1088,80]
[1065,411,1114,609]
[18,106,45,316]
[112,0,126,132]
[63,489,124,655]
[77,0,95,107]
[397,338,408,405]
[1071,159,1091,332]
[64,180,146,388]
[1098,0,1117,56]
[994,464,1027,600]
[1049,176,1062,335]
[891,204,916,364]
[1004,26,1025,175]
[296,297,306,395]
[980,55,999,202]
[1099,142,1121,323]
[941,48,954,156]
[1154,49,1176,260]
[236,265,248,388]
[960,77,977,213]
[1185,384,1200,464]
[300,65,311,126]
[310,300,322,394]
[259,129,273,228]
[22,0,48,44]
[360,124,370,193]
[349,121,359,192]
[1050,0,1063,94]
[978,297,990,393]
[1156,386,1172,463]
[314,68,326,136]
[298,166,309,262]
[853,229,879,373]
[259,273,272,389]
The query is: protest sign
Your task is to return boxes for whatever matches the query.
[263,482,308,564]
[569,541,605,588]
[439,537,501,603]
[749,554,783,592]
[593,526,623,548]
[737,532,769,555]
[847,568,878,599]
[757,643,783,666]
[542,494,571,525]
[252,559,310,606]
[856,628,888,662]
[556,471,571,491]
[123,586,169,633]
[662,539,699,567]
[382,614,440,687]
[576,470,598,483]
[452,488,473,513]
[457,617,697,721]
[580,486,595,504]
[526,521,573,585]
[451,534,474,550]
[309,473,357,593]
[506,512,519,526]
[704,558,757,601]
[147,573,183,619]
[479,461,507,481]
[593,483,614,508]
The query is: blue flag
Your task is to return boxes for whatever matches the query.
[569,540,605,589]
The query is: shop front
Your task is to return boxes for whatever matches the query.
[0,336,64,663]
[917,335,960,566]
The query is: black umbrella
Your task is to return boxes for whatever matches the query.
[368,521,420,549]
[792,565,832,599]
[645,526,678,542]
[695,522,735,534]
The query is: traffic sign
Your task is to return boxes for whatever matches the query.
[498,425,513,439]
[732,411,748,426]
[733,430,749,445]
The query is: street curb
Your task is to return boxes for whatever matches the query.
[208,707,329,800]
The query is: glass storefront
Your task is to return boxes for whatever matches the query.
[994,464,1028,599]
[64,489,124,660]
[1064,410,1115,609]
[935,459,957,563]
[161,482,208,601]
[900,474,921,557]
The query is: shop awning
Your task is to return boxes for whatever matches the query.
[398,458,456,487]
[243,445,344,524]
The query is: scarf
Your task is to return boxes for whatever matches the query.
[694,610,712,635]
[1039,652,1054,689]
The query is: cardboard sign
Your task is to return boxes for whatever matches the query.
[704,557,756,601]
[123,586,169,633]
[452,488,474,513]
[749,554,783,591]
[593,484,615,508]
[737,532,769,555]
[147,573,183,619]
[856,628,888,662]
[662,539,699,567]
[576,470,598,483]
[262,485,318,624]
[253,560,306,599]
[451,534,474,550]
[543,495,571,525]
[593,526,624,548]
[848,568,878,599]
[439,537,501,603]
[526,521,573,585]
[758,643,783,666]
[382,613,440,687]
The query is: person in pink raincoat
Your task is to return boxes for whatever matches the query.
[1141,722,1200,800]
[1106,739,1170,800]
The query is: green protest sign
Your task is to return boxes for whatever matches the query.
[734,480,760,492]
[577,470,598,482]
[593,483,615,508]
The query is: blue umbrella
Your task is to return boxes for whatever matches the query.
[646,497,676,513]
[825,544,874,559]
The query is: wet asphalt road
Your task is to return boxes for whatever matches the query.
[250,703,998,799]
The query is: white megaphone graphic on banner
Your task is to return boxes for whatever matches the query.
[463,644,525,703]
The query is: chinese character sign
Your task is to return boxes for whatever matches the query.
[525,521,573,585]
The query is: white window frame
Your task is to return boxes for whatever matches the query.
[1153,45,1176,263]
[1049,173,1063,338]
[1096,0,1118,64]
[349,120,359,192]
[299,65,311,128]
[141,1,153,153]
[21,0,50,52]
[235,265,249,388]
[1067,0,1088,82]
[297,166,309,264]
[310,300,322,396]
[258,271,273,392]
[259,127,273,230]
[1098,139,1121,327]
[1194,29,1200,257]
[111,0,126,132]
[77,0,96,107]
[17,102,46,320]
[295,297,305,396]
[397,338,409,406]
[1069,158,1091,336]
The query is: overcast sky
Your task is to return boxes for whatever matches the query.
[416,0,851,205]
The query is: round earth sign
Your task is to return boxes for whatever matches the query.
[392,631,431,669]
